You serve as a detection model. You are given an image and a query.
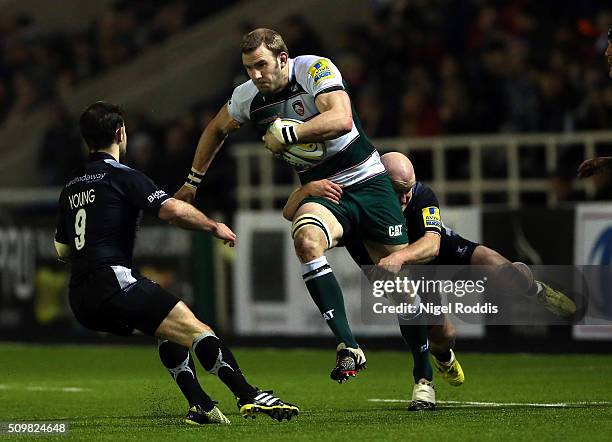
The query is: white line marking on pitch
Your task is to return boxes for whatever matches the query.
[0,384,91,393]
[368,399,612,407]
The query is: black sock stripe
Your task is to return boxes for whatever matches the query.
[303,263,332,280]
[281,127,290,144]
[292,218,330,247]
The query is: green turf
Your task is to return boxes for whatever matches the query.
[2,344,612,441]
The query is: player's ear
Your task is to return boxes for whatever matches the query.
[115,125,124,143]
[279,52,288,68]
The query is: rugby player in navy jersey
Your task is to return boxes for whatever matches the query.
[284,152,576,410]
[55,102,298,425]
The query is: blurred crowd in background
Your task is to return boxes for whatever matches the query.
[4,0,611,209]
[0,0,236,125]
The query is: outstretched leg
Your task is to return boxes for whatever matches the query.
[471,245,576,317]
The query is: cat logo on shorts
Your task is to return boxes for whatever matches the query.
[388,224,403,237]
[422,206,441,231]
[308,59,334,85]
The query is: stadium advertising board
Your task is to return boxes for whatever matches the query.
[573,203,612,340]
[234,208,482,337]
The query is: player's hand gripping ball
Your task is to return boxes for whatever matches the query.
[266,118,326,169]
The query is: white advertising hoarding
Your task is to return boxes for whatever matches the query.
[573,203,612,340]
[234,207,482,337]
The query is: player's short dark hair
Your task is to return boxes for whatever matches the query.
[79,101,125,150]
[241,28,288,57]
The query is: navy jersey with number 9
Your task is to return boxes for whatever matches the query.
[55,152,171,284]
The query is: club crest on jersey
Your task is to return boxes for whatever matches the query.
[292,100,305,116]
[308,59,334,85]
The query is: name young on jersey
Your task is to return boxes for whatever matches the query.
[69,189,96,210]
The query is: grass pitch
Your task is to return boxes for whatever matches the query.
[2,343,612,441]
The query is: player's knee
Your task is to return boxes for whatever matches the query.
[187,319,214,340]
[293,228,326,262]
[292,213,332,262]
[494,262,532,294]
[166,301,215,344]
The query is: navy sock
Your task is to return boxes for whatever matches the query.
[158,340,214,410]
[192,332,257,402]
[399,324,433,383]
[431,349,452,363]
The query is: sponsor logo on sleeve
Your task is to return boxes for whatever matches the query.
[422,206,441,230]
[148,190,168,203]
[308,59,334,85]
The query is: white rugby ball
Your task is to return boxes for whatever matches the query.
[276,118,326,169]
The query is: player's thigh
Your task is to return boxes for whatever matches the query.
[69,284,135,336]
[102,278,180,337]
[155,300,213,348]
[352,174,409,263]
[470,245,511,265]
[437,230,481,264]
[363,240,408,264]
[294,201,345,248]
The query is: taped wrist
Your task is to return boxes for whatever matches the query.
[281,125,299,144]
[271,119,299,145]
[185,168,205,189]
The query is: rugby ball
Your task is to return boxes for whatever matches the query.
[275,119,326,169]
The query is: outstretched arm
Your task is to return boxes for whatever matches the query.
[577,156,612,178]
[159,198,236,246]
[282,179,343,221]
[174,104,241,203]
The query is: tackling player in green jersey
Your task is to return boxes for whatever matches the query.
[175,28,411,382]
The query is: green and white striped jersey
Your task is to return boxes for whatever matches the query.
[227,55,385,186]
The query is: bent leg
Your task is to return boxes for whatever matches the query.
[470,244,511,265]
[428,314,456,361]
[158,339,216,411]
[293,203,359,348]
[470,245,535,295]
[156,301,257,402]
[427,314,464,386]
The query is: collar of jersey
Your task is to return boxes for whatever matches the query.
[89,151,116,162]
[288,57,295,83]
